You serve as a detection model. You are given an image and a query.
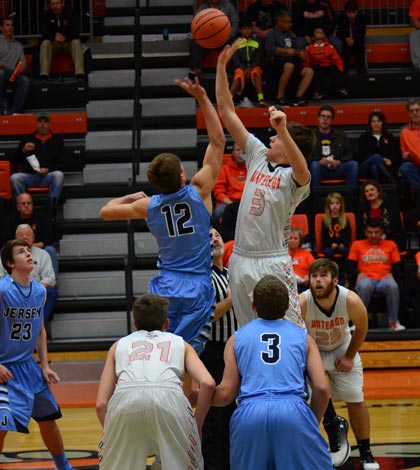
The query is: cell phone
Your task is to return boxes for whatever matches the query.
[188,71,197,81]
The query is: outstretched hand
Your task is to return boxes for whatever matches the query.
[217,38,246,68]
[175,76,206,100]
[268,106,287,132]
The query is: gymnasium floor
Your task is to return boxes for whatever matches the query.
[1,370,420,469]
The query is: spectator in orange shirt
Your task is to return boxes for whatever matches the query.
[304,28,348,100]
[399,98,420,194]
[415,250,420,280]
[289,227,315,293]
[213,143,247,241]
[348,218,405,331]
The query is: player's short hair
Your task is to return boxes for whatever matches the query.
[1,239,30,274]
[309,258,339,280]
[287,122,316,160]
[253,275,289,320]
[147,153,183,194]
[132,293,169,331]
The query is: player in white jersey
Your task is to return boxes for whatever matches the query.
[300,258,380,470]
[216,38,314,327]
[96,293,215,470]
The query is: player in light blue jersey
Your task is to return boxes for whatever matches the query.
[0,239,74,470]
[213,275,334,470]
[100,77,225,354]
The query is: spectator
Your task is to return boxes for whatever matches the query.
[265,10,314,106]
[292,0,342,54]
[246,0,288,41]
[0,17,29,115]
[0,224,58,324]
[409,0,420,71]
[321,192,351,285]
[5,192,59,280]
[416,250,420,280]
[348,218,405,331]
[288,227,315,293]
[356,110,401,183]
[230,17,266,107]
[213,142,246,240]
[336,0,367,74]
[39,0,85,82]
[357,179,405,252]
[300,258,379,470]
[212,275,334,470]
[303,27,348,99]
[399,97,420,195]
[201,228,238,470]
[309,105,358,189]
[190,0,239,76]
[10,113,64,204]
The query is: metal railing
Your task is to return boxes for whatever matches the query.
[198,0,413,27]
[1,0,92,38]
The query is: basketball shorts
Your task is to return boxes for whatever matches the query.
[0,357,61,433]
[230,396,333,470]
[228,251,305,329]
[99,384,203,470]
[321,341,364,403]
[149,273,215,355]
[233,66,263,93]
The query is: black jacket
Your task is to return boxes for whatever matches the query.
[292,0,336,38]
[40,5,81,42]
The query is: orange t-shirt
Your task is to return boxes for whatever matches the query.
[348,239,400,279]
[409,0,420,18]
[289,248,315,280]
[400,125,420,164]
[415,251,420,266]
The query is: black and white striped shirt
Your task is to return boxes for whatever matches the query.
[210,265,238,343]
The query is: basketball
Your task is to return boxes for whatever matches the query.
[191,8,231,49]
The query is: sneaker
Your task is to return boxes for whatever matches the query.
[389,321,406,331]
[237,96,254,108]
[337,88,349,97]
[291,96,307,106]
[360,450,380,469]
[275,97,291,107]
[313,92,324,100]
[258,99,267,107]
[324,416,351,467]
[39,74,49,84]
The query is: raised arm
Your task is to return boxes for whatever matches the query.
[176,77,225,211]
[269,107,310,186]
[99,191,150,221]
[216,39,250,151]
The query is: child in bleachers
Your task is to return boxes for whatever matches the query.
[321,192,351,286]
[288,227,315,293]
[336,0,367,73]
[304,27,348,99]
[230,16,266,108]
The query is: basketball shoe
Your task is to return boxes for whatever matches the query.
[324,415,351,467]
[360,450,380,469]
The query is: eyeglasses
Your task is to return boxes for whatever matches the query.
[319,114,333,119]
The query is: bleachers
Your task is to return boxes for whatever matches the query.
[1,0,420,348]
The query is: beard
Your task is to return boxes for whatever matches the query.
[310,280,335,300]
[213,246,224,257]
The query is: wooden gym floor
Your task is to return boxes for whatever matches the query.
[1,357,420,469]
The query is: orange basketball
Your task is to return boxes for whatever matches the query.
[191,8,231,49]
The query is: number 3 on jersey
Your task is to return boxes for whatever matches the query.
[161,203,195,237]
[250,188,266,216]
[260,332,281,364]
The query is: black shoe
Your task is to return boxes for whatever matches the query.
[291,96,307,106]
[39,74,49,84]
[336,88,349,97]
[75,73,86,83]
[324,416,351,467]
[275,97,290,107]
[360,450,380,469]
